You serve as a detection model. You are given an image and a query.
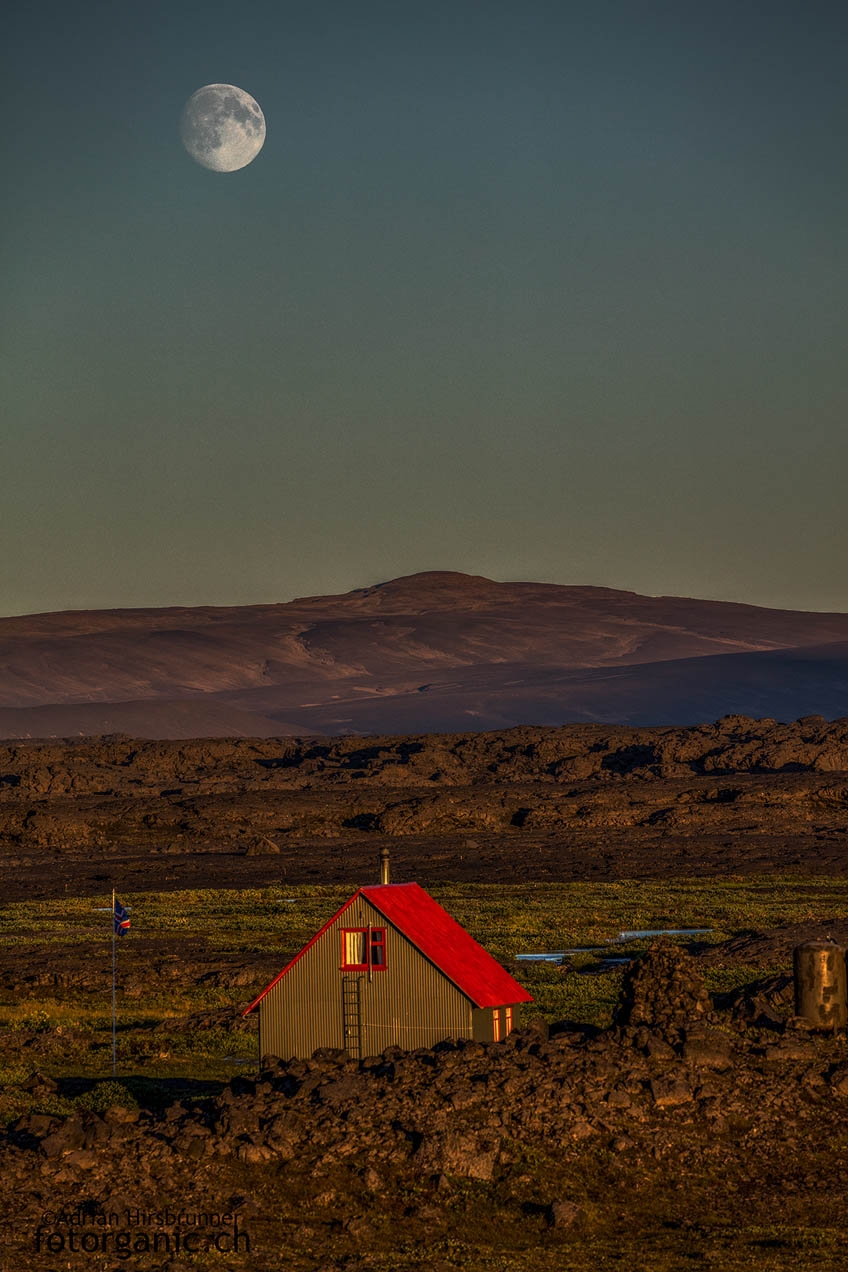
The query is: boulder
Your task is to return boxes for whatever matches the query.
[650,1075,694,1108]
[40,1117,86,1158]
[414,1131,500,1180]
[546,1199,582,1229]
[681,1025,734,1069]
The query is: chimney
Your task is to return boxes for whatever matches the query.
[379,846,390,886]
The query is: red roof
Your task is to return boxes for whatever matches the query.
[244,882,532,1014]
[362,883,533,1008]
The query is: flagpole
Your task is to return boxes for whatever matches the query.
[112,886,117,1078]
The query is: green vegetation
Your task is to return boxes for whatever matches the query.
[2,875,847,1271]
[0,874,841,1125]
[3,872,844,955]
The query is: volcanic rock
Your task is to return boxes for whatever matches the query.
[614,944,712,1039]
[546,1199,582,1229]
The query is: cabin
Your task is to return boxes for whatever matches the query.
[244,854,532,1060]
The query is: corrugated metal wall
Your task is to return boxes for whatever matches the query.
[472,1006,495,1042]
[470,1005,519,1042]
[260,895,474,1060]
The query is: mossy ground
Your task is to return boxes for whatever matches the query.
[1,875,842,1109]
[3,876,848,1269]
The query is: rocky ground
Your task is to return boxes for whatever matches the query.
[2,714,848,900]
[3,946,848,1271]
[3,716,848,1268]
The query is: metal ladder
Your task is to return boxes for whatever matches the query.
[342,975,362,1059]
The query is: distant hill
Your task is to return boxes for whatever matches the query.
[1,571,848,737]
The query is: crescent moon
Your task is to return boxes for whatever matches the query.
[180,84,266,173]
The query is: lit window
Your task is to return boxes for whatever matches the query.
[493,1008,501,1042]
[341,928,387,970]
[505,1006,513,1035]
[343,929,366,967]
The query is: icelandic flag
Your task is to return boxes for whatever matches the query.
[113,897,131,935]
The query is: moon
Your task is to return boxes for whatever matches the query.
[180,84,266,173]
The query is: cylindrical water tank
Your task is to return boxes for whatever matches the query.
[793,940,848,1030]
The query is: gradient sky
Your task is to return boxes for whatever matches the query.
[3,0,847,617]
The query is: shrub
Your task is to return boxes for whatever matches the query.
[74,1081,139,1114]
[20,1009,51,1033]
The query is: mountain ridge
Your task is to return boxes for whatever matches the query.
[2,571,848,737]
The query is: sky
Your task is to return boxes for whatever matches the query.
[2,0,847,617]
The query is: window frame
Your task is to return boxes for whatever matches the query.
[340,926,388,971]
[369,926,386,967]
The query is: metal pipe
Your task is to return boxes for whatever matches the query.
[111,887,116,1077]
[379,846,390,886]
[793,939,848,1030]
